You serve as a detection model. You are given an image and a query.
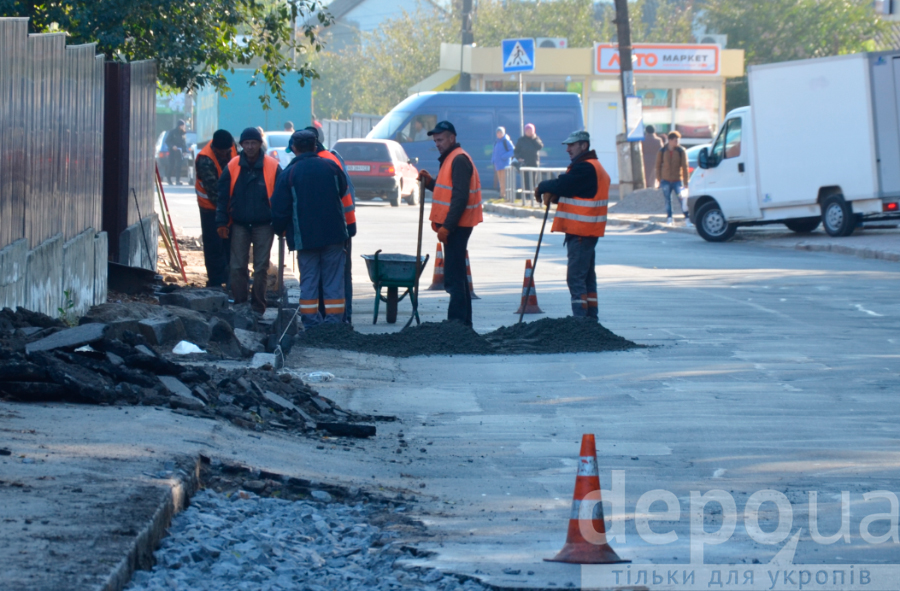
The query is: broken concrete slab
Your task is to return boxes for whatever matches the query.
[157,289,228,313]
[163,306,211,347]
[138,317,186,346]
[233,328,265,357]
[134,344,156,357]
[262,390,298,413]
[316,422,376,438]
[25,323,109,354]
[251,352,276,368]
[157,376,193,398]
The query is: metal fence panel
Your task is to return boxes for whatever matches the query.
[0,19,28,249]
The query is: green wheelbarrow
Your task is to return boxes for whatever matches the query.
[362,250,430,325]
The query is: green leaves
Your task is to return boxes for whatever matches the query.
[0,0,332,108]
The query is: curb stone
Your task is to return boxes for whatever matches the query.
[483,201,697,235]
[793,241,900,263]
[97,456,200,591]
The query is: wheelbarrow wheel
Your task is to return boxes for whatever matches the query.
[386,287,399,324]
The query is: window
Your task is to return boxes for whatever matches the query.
[724,118,742,159]
[395,114,436,144]
[333,142,390,162]
[638,89,672,134]
[369,111,412,140]
[674,88,719,139]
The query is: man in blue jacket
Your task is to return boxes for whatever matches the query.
[270,130,349,328]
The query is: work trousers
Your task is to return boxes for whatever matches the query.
[565,235,598,319]
[659,180,687,218]
[299,243,346,328]
[443,226,473,327]
[230,223,274,313]
[199,207,230,287]
[168,148,183,184]
[317,238,353,324]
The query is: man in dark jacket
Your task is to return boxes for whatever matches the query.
[216,127,283,313]
[514,123,543,191]
[195,129,237,287]
[641,125,664,188]
[271,130,349,328]
[165,119,187,185]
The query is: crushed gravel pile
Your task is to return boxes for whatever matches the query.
[300,318,639,357]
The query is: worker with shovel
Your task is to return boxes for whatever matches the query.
[417,121,483,327]
[270,130,349,328]
[535,131,610,321]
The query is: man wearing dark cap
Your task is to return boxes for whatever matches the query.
[270,130,349,327]
[216,127,283,313]
[195,130,237,287]
[535,130,610,321]
[165,119,188,185]
[304,125,358,324]
[417,121,483,327]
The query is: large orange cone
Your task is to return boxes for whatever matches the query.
[514,259,543,315]
[465,251,480,300]
[545,434,628,564]
[427,243,444,290]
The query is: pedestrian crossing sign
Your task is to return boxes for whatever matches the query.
[502,38,535,73]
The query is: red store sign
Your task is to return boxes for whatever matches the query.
[594,43,720,75]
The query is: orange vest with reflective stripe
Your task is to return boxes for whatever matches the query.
[429,147,482,227]
[551,158,609,238]
[227,154,279,200]
[195,143,237,210]
[318,150,356,226]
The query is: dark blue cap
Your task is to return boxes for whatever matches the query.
[239,127,263,144]
[427,121,457,136]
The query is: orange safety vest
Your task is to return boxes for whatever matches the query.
[550,158,610,237]
[429,147,483,227]
[195,143,237,210]
[318,150,357,227]
[227,154,279,200]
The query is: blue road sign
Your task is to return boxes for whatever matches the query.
[502,38,535,73]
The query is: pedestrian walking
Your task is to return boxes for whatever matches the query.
[195,130,237,288]
[216,127,282,314]
[305,125,358,324]
[165,119,188,185]
[534,131,609,321]
[655,131,691,226]
[641,125,664,188]
[514,123,543,191]
[491,126,515,193]
[270,130,349,328]
[417,121,483,327]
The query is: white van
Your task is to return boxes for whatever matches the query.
[688,51,900,242]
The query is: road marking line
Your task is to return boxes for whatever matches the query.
[854,304,883,317]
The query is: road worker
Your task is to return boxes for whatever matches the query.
[417,121,482,327]
[215,127,283,314]
[535,130,610,321]
[270,130,349,328]
[195,130,237,288]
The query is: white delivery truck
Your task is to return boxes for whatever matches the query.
[688,50,900,242]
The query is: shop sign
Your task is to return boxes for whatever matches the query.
[595,44,720,75]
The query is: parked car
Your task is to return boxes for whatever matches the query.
[685,143,711,179]
[367,92,585,183]
[155,130,197,184]
[332,139,419,207]
[265,131,294,168]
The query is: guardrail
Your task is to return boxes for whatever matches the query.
[503,166,568,207]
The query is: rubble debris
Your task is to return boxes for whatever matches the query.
[299,317,640,357]
[157,288,228,313]
[316,422,377,438]
[24,323,110,354]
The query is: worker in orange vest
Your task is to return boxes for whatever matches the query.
[195,130,237,288]
[215,128,283,314]
[417,121,482,327]
[535,130,609,321]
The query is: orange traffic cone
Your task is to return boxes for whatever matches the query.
[514,259,543,314]
[466,251,480,300]
[545,434,628,564]
[427,243,444,290]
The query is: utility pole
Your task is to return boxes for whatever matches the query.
[458,0,474,91]
[613,0,645,192]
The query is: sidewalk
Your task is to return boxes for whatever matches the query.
[484,200,900,263]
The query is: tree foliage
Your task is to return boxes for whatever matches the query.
[473,0,611,47]
[0,0,332,107]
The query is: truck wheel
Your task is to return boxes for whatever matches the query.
[821,195,854,237]
[784,217,820,233]
[695,201,737,242]
[405,184,419,206]
[386,287,399,323]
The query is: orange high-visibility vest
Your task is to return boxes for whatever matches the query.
[227,154,279,200]
[195,143,237,210]
[318,150,356,227]
[551,158,609,237]
[429,147,482,227]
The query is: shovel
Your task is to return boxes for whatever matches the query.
[404,173,426,329]
[273,237,305,370]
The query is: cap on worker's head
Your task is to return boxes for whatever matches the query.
[239,127,263,144]
[303,125,323,142]
[177,119,186,127]
[290,130,317,150]
[562,130,590,145]
[283,120,294,130]
[211,130,234,150]
[427,120,457,136]
[667,131,681,139]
